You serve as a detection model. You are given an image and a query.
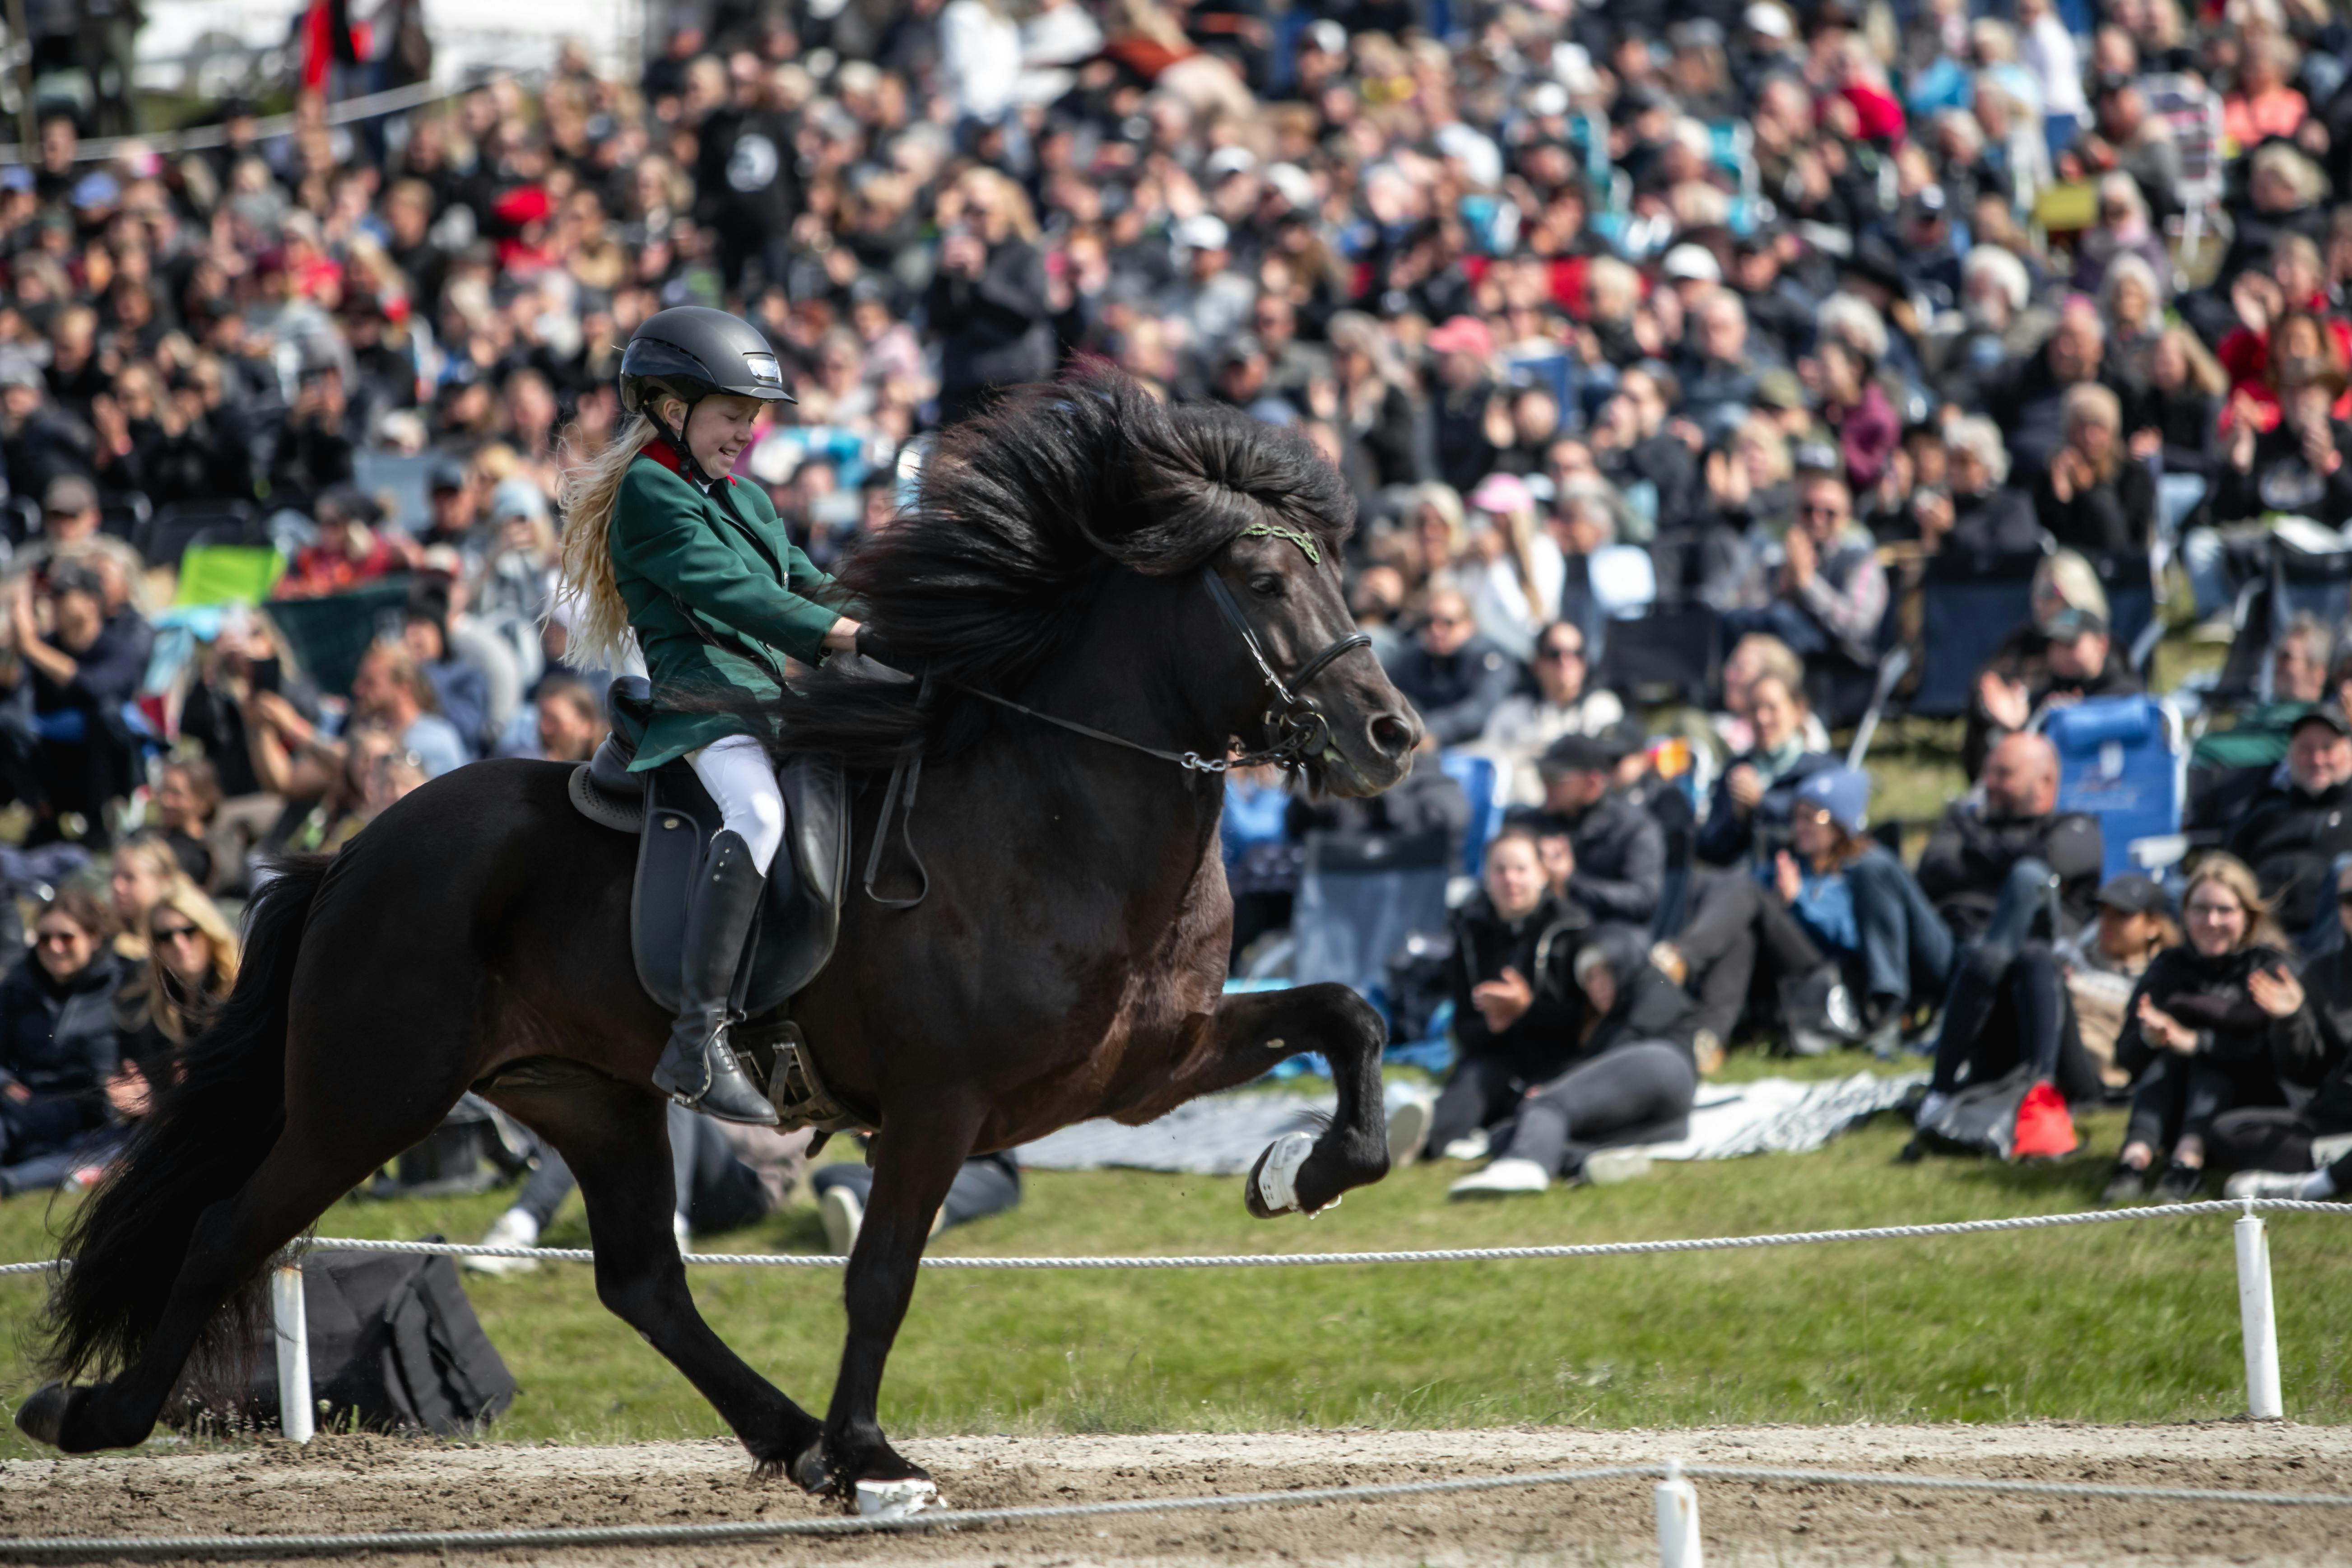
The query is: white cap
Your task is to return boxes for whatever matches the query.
[1433,122,1502,190]
[1204,145,1258,180]
[1264,161,1317,210]
[1307,19,1347,55]
[1744,2,1794,39]
[1525,80,1570,118]
[1174,214,1231,252]
[1661,243,1722,283]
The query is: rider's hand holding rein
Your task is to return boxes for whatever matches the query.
[559,306,864,1124]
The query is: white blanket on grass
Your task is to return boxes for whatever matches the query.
[1015,1071,1922,1174]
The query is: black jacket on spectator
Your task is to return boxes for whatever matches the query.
[1695,748,1840,870]
[927,241,1056,415]
[2115,943,2323,1089]
[1381,634,1519,746]
[2226,777,2352,938]
[2144,388,2222,482]
[1939,485,2045,556]
[1574,928,1704,1062]
[2032,455,2156,558]
[1515,790,1666,927]
[1448,889,1588,1079]
[0,949,121,1129]
[2211,419,2352,527]
[1915,800,2105,944]
[1962,629,2142,779]
[1992,349,2133,484]
[2288,942,2352,1125]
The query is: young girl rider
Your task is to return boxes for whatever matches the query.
[558,307,862,1124]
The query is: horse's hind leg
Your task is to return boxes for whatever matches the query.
[43,1122,412,1453]
[484,1062,825,1476]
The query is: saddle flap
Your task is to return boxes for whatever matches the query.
[626,754,850,1020]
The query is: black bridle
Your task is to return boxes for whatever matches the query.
[865,545,1372,909]
[963,563,1373,775]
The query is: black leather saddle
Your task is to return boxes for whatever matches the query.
[568,676,848,1021]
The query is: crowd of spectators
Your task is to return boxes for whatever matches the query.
[9,0,2352,1210]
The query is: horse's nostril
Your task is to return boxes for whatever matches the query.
[1369,713,1416,758]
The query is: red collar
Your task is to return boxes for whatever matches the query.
[641,437,736,485]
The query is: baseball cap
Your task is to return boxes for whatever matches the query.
[1264,162,1316,210]
[0,350,43,392]
[428,457,469,493]
[1426,314,1494,358]
[1744,2,1794,39]
[2291,703,2352,739]
[1661,243,1722,283]
[1204,146,1257,181]
[1468,471,1534,516]
[1539,732,1617,775]
[2095,874,2169,917]
[1795,766,1871,836]
[1306,19,1347,54]
[1755,369,1807,410]
[1173,214,1230,252]
[489,476,550,522]
[40,475,97,516]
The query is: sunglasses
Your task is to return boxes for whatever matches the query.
[33,928,83,948]
[1538,643,1584,661]
[151,923,203,944]
[1799,503,1845,519]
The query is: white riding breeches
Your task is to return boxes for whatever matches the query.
[688,734,785,875]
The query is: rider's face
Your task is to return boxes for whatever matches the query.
[677,393,767,477]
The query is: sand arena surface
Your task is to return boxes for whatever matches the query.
[1,1423,2347,1564]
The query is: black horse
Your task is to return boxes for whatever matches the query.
[21,373,1422,1498]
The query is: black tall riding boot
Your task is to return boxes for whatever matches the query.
[652,830,780,1126]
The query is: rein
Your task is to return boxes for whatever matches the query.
[860,541,1373,907]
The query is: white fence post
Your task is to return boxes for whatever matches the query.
[1655,1458,1703,1568]
[2236,1202,2284,1421]
[271,1262,314,1444]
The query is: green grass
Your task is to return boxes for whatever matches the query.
[0,1071,2344,1454]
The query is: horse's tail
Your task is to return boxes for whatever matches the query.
[39,856,331,1382]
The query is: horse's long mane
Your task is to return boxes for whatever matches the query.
[779,368,1355,769]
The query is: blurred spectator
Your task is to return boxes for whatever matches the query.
[1381,588,1520,747]
[1775,767,1955,1049]
[1473,621,1623,807]
[275,486,415,598]
[0,886,123,1196]
[2225,705,2352,948]
[112,877,238,1079]
[1696,672,1836,870]
[1966,550,2139,778]
[2064,873,2180,1089]
[2105,854,2313,1203]
[1719,470,1886,670]
[2217,859,2352,1198]
[1460,472,1562,661]
[1422,827,1588,1164]
[1446,929,1700,1197]
[17,475,147,609]
[0,563,147,847]
[929,169,1055,425]
[1923,416,2042,557]
[1713,633,1831,756]
[2032,384,2154,558]
[106,834,180,965]
[148,757,223,888]
[516,675,609,764]
[1515,731,1664,931]
[2194,613,2335,771]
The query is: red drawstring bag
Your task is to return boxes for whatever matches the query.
[2010,1080,2080,1159]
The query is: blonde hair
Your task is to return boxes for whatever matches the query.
[2181,851,2290,952]
[144,881,240,1043]
[553,414,660,669]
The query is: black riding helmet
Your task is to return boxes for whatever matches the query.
[618,306,796,417]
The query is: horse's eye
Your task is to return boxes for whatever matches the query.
[1250,574,1284,597]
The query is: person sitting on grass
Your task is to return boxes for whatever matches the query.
[1419,826,1589,1163]
[1447,927,1702,1198]
[2104,854,2319,1204]
[1914,732,2106,1128]
[1694,671,1838,871]
[2222,857,2352,1202]
[0,886,124,1196]
[1513,730,1664,931]
[2062,874,2180,1089]
[1771,767,1955,1054]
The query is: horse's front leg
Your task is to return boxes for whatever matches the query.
[1197,983,1392,1219]
[799,1110,974,1507]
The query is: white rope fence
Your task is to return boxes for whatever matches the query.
[0,1199,2338,1441]
[0,1457,2346,1561]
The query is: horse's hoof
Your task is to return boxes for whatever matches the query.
[856,1478,943,1518]
[790,1439,834,1496]
[1245,1131,1339,1219]
[14,1383,71,1449]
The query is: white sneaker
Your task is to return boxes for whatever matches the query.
[1913,1090,1952,1129]
[1385,1091,1435,1167]
[674,1213,693,1256]
[820,1184,865,1255]
[2225,1169,2318,1200]
[1582,1149,1653,1186]
[462,1208,541,1276]
[1440,1128,1491,1163]
[1448,1157,1551,1199]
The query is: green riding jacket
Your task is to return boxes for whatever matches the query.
[609,445,843,772]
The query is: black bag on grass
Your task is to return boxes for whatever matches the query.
[1908,1067,2079,1161]
[174,1242,517,1437]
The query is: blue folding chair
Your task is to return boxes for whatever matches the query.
[1291,829,1455,1005]
[1439,750,1506,878]
[2043,696,2188,884]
